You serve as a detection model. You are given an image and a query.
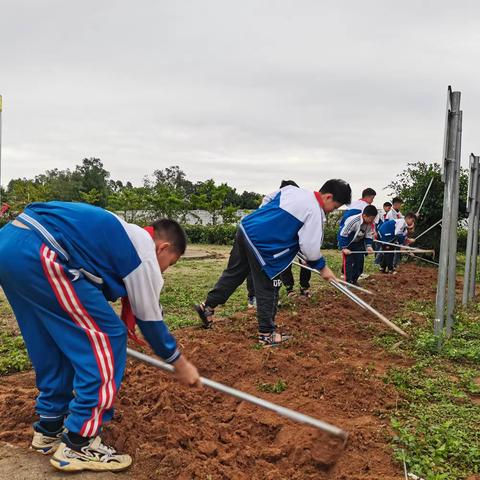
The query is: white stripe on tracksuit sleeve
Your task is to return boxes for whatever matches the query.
[120,222,180,363]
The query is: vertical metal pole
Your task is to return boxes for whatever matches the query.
[463,154,479,305]
[435,89,461,338]
[469,164,480,300]
[446,110,462,337]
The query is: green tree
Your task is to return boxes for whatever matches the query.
[75,158,111,207]
[387,162,468,252]
[107,186,149,223]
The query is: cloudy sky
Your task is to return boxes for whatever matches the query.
[1,0,479,202]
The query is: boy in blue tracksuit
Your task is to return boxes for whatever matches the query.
[194,179,352,346]
[378,213,416,273]
[0,202,200,472]
[338,204,378,285]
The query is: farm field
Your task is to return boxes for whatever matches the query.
[0,246,479,480]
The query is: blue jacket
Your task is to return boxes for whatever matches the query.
[378,218,408,245]
[337,212,374,249]
[18,201,180,363]
[241,186,326,279]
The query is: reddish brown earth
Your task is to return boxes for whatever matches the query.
[0,264,438,479]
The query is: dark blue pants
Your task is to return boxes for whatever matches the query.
[0,223,127,437]
[344,241,366,284]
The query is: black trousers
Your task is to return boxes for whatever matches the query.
[343,240,366,284]
[380,244,396,271]
[205,229,281,334]
[280,265,311,291]
[246,274,255,299]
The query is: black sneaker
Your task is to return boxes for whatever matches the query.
[194,303,215,329]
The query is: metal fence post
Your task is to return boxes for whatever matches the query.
[435,88,461,339]
[446,109,462,337]
[463,154,479,305]
[469,163,480,300]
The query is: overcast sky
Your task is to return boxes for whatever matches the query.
[1,0,480,202]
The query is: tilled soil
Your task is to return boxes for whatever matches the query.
[0,264,438,479]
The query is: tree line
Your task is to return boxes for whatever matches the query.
[0,160,263,224]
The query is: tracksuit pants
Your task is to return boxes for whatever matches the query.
[343,240,366,284]
[205,229,281,334]
[0,223,127,437]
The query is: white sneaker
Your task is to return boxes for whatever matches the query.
[50,436,132,472]
[31,428,63,455]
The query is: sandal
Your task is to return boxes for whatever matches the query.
[258,332,290,347]
[194,303,215,329]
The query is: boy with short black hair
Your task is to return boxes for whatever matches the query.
[338,204,378,285]
[195,179,352,346]
[378,212,416,273]
[342,187,377,221]
[386,197,404,220]
[0,202,200,473]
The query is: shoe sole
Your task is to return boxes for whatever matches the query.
[31,444,59,455]
[50,455,132,472]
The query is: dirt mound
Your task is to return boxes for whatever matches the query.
[0,264,437,479]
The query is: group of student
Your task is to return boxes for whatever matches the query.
[338,189,416,285]
[0,178,416,473]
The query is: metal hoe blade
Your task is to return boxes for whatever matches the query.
[127,348,348,440]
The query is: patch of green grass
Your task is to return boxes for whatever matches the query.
[379,299,480,479]
[257,379,288,394]
[0,332,30,375]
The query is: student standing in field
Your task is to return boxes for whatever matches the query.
[338,204,378,285]
[0,202,200,473]
[386,196,404,220]
[378,213,416,274]
[195,179,352,346]
[374,201,392,265]
[341,187,377,221]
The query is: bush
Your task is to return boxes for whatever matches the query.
[183,224,237,245]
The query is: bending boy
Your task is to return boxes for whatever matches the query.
[338,204,378,285]
[195,180,352,346]
[0,201,200,472]
[378,213,416,273]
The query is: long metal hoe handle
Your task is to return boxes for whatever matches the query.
[126,348,348,440]
[292,261,408,337]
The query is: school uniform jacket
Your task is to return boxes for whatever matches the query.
[337,212,374,249]
[378,218,408,245]
[17,201,180,363]
[240,186,326,279]
[386,208,404,221]
[339,199,369,227]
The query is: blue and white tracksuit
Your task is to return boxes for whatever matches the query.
[377,218,408,271]
[378,218,408,245]
[337,213,374,284]
[0,201,179,437]
[240,186,327,279]
[340,199,369,225]
[205,186,326,333]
